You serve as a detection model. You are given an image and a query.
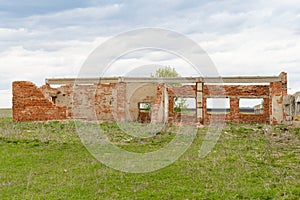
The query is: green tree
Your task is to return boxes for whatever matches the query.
[151,66,180,78]
[151,66,187,112]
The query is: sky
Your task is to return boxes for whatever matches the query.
[0,0,300,108]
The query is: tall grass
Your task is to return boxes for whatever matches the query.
[0,119,299,199]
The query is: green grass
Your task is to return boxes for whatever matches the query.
[0,108,12,119]
[0,119,299,199]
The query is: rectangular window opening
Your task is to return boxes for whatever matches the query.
[174,97,196,115]
[206,98,230,114]
[296,97,300,113]
[297,102,300,113]
[139,102,151,113]
[239,98,264,114]
[51,96,57,104]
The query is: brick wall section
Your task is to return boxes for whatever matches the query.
[73,84,97,120]
[269,73,287,124]
[280,72,288,96]
[13,73,287,125]
[167,85,196,97]
[167,85,197,125]
[95,83,117,122]
[270,77,286,125]
[56,84,73,118]
[116,82,126,122]
[13,81,66,122]
[150,84,163,123]
[72,83,123,122]
[204,85,270,97]
[155,84,163,104]
[281,73,288,124]
[40,84,61,102]
[13,82,125,122]
[203,85,270,125]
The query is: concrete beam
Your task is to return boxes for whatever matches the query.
[121,77,203,83]
[45,78,118,85]
[46,75,281,85]
[46,77,203,84]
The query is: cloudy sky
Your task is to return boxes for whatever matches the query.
[0,0,300,108]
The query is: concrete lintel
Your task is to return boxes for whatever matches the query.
[46,75,281,85]
[46,77,203,84]
[121,77,203,83]
[46,78,119,85]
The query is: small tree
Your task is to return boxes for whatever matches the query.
[151,66,187,112]
[151,66,180,78]
[173,97,188,113]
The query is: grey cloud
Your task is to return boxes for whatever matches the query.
[1,0,300,107]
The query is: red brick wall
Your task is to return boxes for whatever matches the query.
[94,84,115,122]
[280,72,287,96]
[270,78,285,125]
[40,84,61,102]
[13,74,287,125]
[203,85,270,125]
[56,84,73,118]
[72,84,97,120]
[167,85,196,97]
[150,84,163,123]
[13,82,126,122]
[72,83,125,122]
[115,82,126,122]
[167,85,197,125]
[13,81,66,122]
[204,85,270,97]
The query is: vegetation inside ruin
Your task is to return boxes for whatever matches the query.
[0,111,299,199]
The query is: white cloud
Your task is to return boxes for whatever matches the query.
[1,0,300,107]
[104,51,198,77]
[0,27,29,39]
[195,25,300,76]
[23,4,123,28]
[0,36,107,89]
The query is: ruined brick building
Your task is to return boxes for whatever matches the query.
[13,72,298,126]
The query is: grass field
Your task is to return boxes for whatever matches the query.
[0,114,299,199]
[0,109,12,118]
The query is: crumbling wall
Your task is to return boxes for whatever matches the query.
[13,81,66,122]
[13,81,125,122]
[13,72,288,126]
[283,95,295,124]
[151,83,164,123]
[40,84,73,118]
[283,92,300,126]
[203,85,270,125]
[269,72,287,125]
[294,92,300,116]
[70,83,125,122]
